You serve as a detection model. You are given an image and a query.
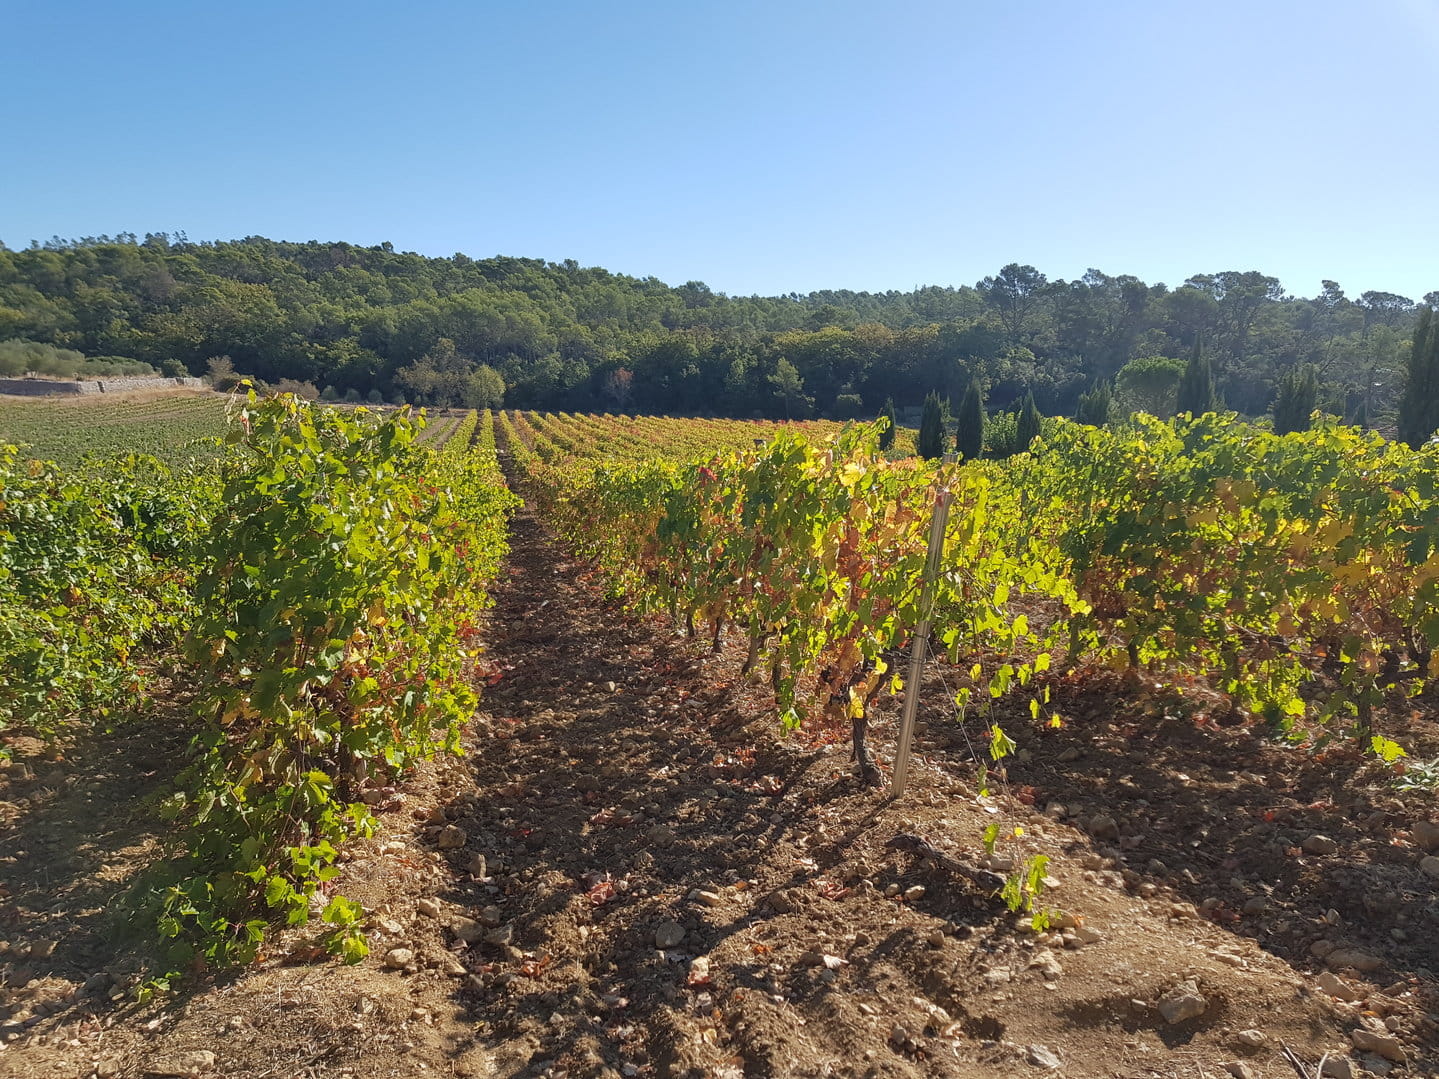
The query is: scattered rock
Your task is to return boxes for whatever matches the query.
[903,885,926,901]
[1326,949,1383,973]
[575,774,602,792]
[435,824,467,850]
[927,929,945,948]
[768,889,799,914]
[691,889,724,907]
[450,916,485,944]
[465,852,488,877]
[655,921,686,949]
[1026,1044,1062,1069]
[1027,949,1063,980]
[1056,747,1082,763]
[1412,819,1439,851]
[1419,855,1439,880]
[1317,971,1366,1002]
[144,1050,217,1077]
[1241,896,1268,916]
[1157,979,1207,1024]
[1303,834,1339,856]
[1234,1029,1266,1048]
[1074,925,1104,945]
[1320,1057,1359,1079]
[484,924,513,947]
[416,898,441,918]
[1087,814,1119,840]
[1224,1063,1257,1079]
[1350,1029,1406,1063]
[478,905,504,928]
[646,824,677,846]
[384,947,415,970]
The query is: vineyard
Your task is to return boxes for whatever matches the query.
[1,396,1437,1079]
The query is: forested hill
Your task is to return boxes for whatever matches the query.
[0,234,1430,420]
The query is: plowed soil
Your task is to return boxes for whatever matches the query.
[2,493,1436,1079]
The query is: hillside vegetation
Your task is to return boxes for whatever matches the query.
[0,235,1428,423]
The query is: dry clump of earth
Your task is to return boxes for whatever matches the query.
[1,499,1437,1079]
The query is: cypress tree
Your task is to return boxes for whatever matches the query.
[1398,307,1439,449]
[1076,380,1113,426]
[1015,390,1042,451]
[955,377,986,461]
[917,391,945,459]
[878,396,897,450]
[1271,364,1319,436]
[1176,337,1218,417]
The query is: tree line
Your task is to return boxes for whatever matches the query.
[0,234,1431,430]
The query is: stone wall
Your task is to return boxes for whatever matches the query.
[0,376,204,397]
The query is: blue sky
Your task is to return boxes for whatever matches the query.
[4,0,1437,300]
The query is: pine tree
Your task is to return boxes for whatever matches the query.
[1175,338,1218,417]
[955,378,986,461]
[1076,380,1113,426]
[1271,364,1319,436]
[1015,390,1042,451]
[1398,307,1439,449]
[917,391,945,459]
[878,397,897,450]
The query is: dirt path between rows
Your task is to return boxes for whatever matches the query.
[3,491,1437,1078]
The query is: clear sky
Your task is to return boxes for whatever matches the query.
[4,0,1437,301]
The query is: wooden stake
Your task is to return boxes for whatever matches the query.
[891,454,956,798]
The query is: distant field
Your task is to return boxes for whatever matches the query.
[0,391,230,466]
[0,394,907,467]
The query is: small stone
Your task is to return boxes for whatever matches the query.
[465,852,487,877]
[450,917,484,944]
[605,681,617,693]
[435,824,467,849]
[1350,1028,1406,1063]
[1225,1063,1257,1079]
[1027,949,1063,980]
[384,947,415,969]
[1242,896,1268,916]
[1325,949,1383,973]
[97,1059,123,1079]
[1311,939,1337,958]
[798,950,825,967]
[1157,979,1207,1024]
[440,954,467,977]
[1027,1044,1062,1069]
[1419,855,1439,880]
[646,824,676,846]
[416,898,441,918]
[903,885,926,901]
[1412,819,1439,851]
[692,890,724,907]
[478,904,503,928]
[484,925,513,947]
[29,940,56,959]
[144,1050,218,1077]
[890,1023,909,1046]
[1056,747,1082,763]
[1235,1029,1265,1048]
[1317,971,1366,1002]
[927,930,945,948]
[1303,834,1339,855]
[655,921,686,949]
[575,774,602,792]
[1320,1057,1359,1079]
[1074,925,1104,945]
[883,883,901,898]
[1087,814,1119,840]
[767,890,798,914]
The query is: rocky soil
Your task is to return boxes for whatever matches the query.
[1,498,1436,1079]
